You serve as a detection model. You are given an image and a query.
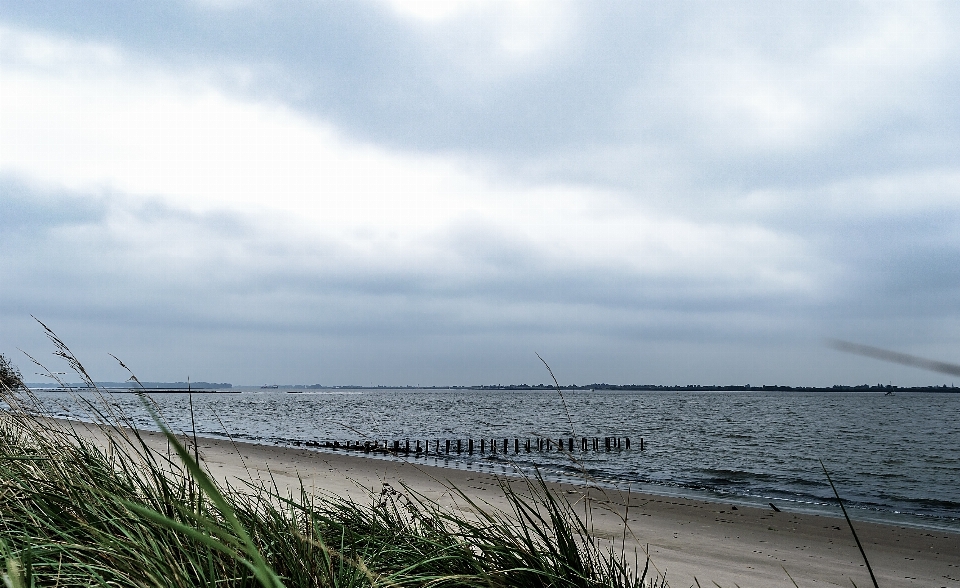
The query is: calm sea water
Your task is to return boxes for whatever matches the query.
[26,388,960,532]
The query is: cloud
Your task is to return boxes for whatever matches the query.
[0,24,818,296]
[640,3,951,151]
[3,3,960,385]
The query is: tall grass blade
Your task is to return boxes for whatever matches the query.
[819,460,879,588]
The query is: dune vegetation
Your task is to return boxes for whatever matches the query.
[0,350,662,588]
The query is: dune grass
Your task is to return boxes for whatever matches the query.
[0,368,663,587]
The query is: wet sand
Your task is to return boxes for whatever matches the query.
[71,423,960,588]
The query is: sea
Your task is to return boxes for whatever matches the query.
[21,387,960,533]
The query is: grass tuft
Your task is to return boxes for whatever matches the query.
[1,375,664,587]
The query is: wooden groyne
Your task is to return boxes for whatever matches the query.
[291,436,644,455]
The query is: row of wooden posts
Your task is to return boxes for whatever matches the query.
[296,436,644,454]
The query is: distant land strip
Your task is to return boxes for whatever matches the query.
[22,382,960,393]
[308,383,958,392]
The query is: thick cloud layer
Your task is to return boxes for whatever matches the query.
[2,1,960,385]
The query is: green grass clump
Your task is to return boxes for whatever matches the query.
[0,353,24,392]
[0,389,663,588]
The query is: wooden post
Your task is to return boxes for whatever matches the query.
[480,438,485,453]
[525,438,530,452]
[557,438,563,451]
[568,438,573,451]
[469,439,474,454]
[503,438,508,453]
[457,439,462,453]
[445,439,450,454]
[605,437,610,451]
[640,437,644,451]
[625,437,630,450]
[416,440,421,454]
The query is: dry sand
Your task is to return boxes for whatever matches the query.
[70,423,960,588]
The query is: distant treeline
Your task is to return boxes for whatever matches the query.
[303,383,958,392]
[25,381,233,389]
[25,382,958,393]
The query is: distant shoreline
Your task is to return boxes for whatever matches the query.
[25,387,238,394]
[25,383,960,393]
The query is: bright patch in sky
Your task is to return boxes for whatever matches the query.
[0,26,812,292]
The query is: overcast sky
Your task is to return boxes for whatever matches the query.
[3,1,960,386]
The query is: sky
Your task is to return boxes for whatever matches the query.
[2,1,960,387]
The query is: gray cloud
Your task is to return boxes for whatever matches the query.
[4,2,956,170]
[4,2,960,385]
[0,178,106,230]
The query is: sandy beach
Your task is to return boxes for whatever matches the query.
[66,422,959,588]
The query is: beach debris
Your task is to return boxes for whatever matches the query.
[769,502,782,512]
